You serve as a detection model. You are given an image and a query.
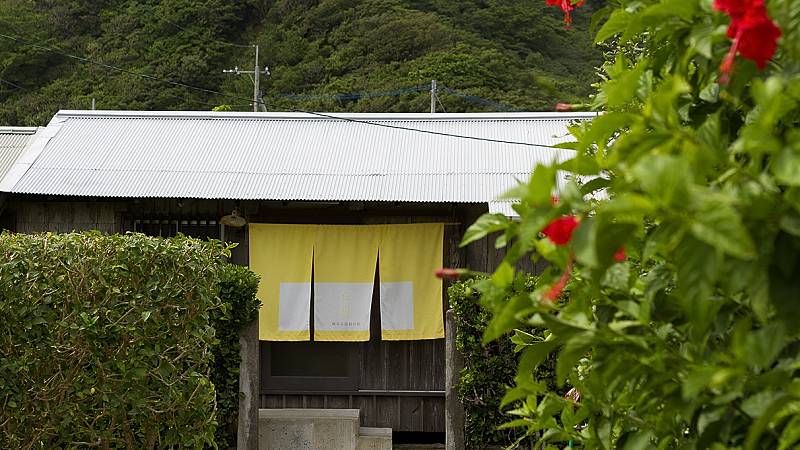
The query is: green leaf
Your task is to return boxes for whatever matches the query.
[689,24,715,59]
[603,58,648,108]
[779,215,800,237]
[682,366,716,400]
[460,213,510,247]
[573,217,636,270]
[556,331,594,385]
[482,294,530,343]
[621,430,655,450]
[632,154,691,208]
[491,261,514,288]
[518,339,560,377]
[500,386,530,409]
[527,163,557,207]
[579,177,611,195]
[572,217,599,268]
[745,394,793,450]
[688,191,756,259]
[558,156,600,176]
[743,323,785,369]
[778,415,800,450]
[595,9,632,43]
[675,236,721,330]
[773,145,800,186]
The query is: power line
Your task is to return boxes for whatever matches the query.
[436,92,447,113]
[0,78,23,90]
[441,87,520,112]
[0,32,569,149]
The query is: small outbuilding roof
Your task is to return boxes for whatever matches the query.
[0,127,40,186]
[0,110,592,210]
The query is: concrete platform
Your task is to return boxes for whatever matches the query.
[392,445,445,450]
[258,408,360,450]
[357,427,392,450]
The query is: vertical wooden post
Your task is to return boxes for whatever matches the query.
[445,309,465,450]
[237,320,259,450]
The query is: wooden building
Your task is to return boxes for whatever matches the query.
[0,110,590,447]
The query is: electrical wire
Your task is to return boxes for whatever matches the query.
[441,87,520,112]
[435,92,447,113]
[0,32,574,149]
[0,78,23,90]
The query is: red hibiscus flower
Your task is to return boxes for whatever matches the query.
[714,0,781,80]
[542,215,579,246]
[546,0,585,26]
[613,247,626,262]
[734,8,781,69]
[713,0,750,17]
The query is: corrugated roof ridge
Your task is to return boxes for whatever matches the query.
[24,167,536,176]
[0,127,39,134]
[53,110,598,121]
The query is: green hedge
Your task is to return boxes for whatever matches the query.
[449,277,554,449]
[0,232,227,449]
[211,264,261,449]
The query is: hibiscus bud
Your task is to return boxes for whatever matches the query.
[544,259,573,302]
[434,267,463,280]
[555,103,574,111]
[719,50,736,85]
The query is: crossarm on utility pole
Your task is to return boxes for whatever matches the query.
[223,45,270,112]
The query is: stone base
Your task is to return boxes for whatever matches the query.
[357,427,392,450]
[393,445,445,450]
[258,409,360,450]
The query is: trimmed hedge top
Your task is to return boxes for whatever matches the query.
[0,232,228,449]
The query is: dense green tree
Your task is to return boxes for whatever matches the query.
[0,0,602,125]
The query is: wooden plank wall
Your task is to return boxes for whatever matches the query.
[10,200,121,234]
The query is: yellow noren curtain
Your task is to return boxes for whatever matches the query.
[378,223,444,340]
[250,223,316,341]
[313,225,382,341]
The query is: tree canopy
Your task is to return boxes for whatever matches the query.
[0,0,603,125]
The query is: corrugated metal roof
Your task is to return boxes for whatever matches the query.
[4,110,592,206]
[0,127,39,184]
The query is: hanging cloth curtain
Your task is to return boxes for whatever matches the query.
[378,223,444,340]
[313,225,382,341]
[250,223,316,341]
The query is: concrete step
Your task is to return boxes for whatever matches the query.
[392,445,445,450]
[259,408,360,450]
[357,427,392,450]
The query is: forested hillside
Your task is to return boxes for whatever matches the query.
[0,0,603,126]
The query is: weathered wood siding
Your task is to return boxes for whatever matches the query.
[10,200,122,234]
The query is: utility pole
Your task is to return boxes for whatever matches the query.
[430,79,437,113]
[224,45,270,112]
